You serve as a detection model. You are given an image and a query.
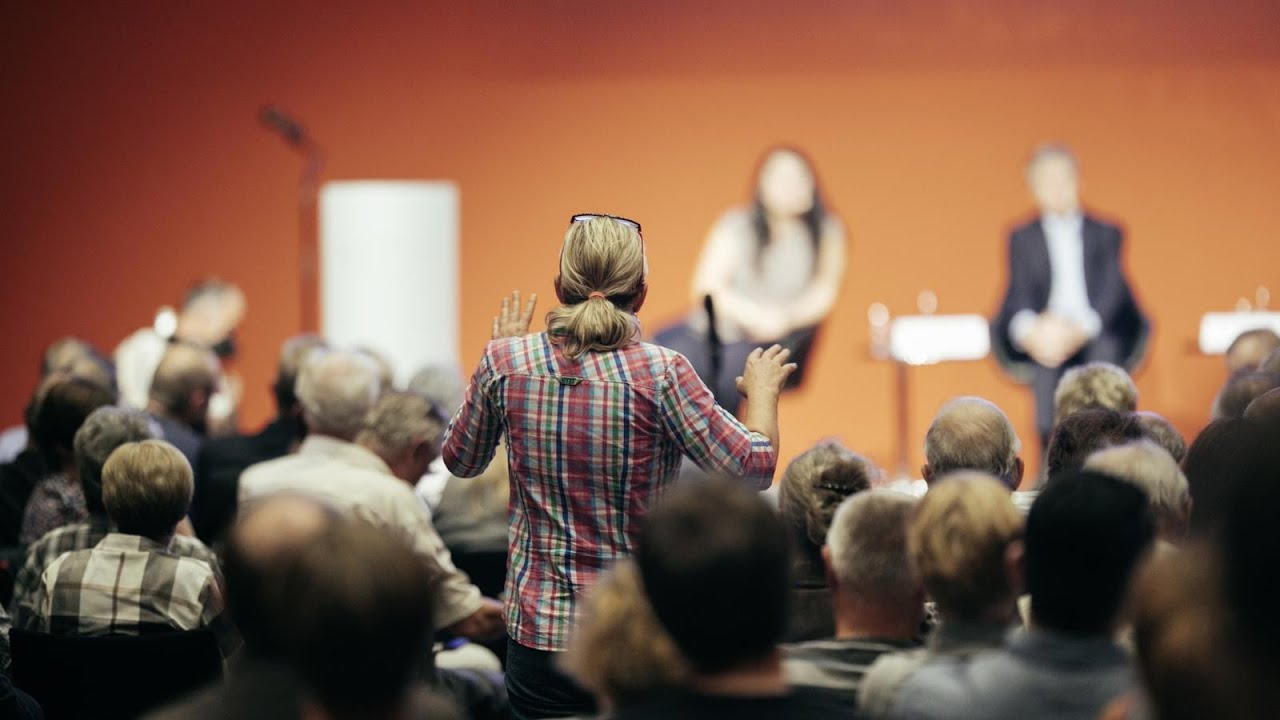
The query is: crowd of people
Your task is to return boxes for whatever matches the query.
[0,213,1278,720]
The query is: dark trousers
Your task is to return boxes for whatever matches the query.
[1031,335,1126,448]
[653,322,818,413]
[505,638,596,720]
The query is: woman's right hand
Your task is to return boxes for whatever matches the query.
[735,345,798,398]
[492,290,538,340]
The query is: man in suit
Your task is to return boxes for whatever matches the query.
[993,144,1148,448]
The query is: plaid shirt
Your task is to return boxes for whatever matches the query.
[10,515,221,631]
[443,333,776,650]
[33,533,233,654]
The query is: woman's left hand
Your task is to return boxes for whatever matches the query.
[492,290,539,339]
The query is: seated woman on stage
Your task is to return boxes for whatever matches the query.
[441,213,796,720]
[656,146,846,411]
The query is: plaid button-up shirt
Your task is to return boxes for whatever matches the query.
[34,533,233,653]
[10,515,221,631]
[443,334,776,650]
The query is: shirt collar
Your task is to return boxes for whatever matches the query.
[1009,626,1127,667]
[96,532,169,553]
[1041,211,1084,236]
[928,618,1013,652]
[296,434,393,475]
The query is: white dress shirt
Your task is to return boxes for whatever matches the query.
[1010,212,1103,349]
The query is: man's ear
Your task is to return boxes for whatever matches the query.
[921,465,934,486]
[413,437,438,468]
[554,275,567,304]
[1010,457,1026,491]
[631,281,649,314]
[1005,539,1026,596]
[821,545,839,594]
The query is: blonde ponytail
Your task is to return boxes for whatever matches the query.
[547,217,646,359]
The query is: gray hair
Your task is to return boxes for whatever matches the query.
[1025,142,1079,181]
[924,397,1021,486]
[1132,411,1187,463]
[407,365,465,419]
[1084,440,1190,536]
[74,406,157,512]
[826,490,919,604]
[1053,362,1138,426]
[356,391,445,458]
[295,349,382,440]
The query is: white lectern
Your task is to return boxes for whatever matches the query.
[885,314,992,479]
[1198,312,1280,355]
[319,181,460,385]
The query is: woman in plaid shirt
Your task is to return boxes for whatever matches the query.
[443,213,796,720]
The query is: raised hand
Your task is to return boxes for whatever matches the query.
[492,290,539,340]
[735,344,799,399]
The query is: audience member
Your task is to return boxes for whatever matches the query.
[408,364,467,509]
[1212,371,1280,419]
[11,406,219,629]
[1244,387,1280,423]
[778,441,876,642]
[32,440,233,652]
[783,490,923,709]
[888,470,1154,719]
[0,337,114,463]
[1181,417,1252,535]
[1224,328,1280,374]
[562,559,688,713]
[860,473,1023,718]
[1085,440,1191,545]
[1043,407,1146,477]
[146,343,221,466]
[194,333,326,544]
[624,479,844,719]
[146,494,338,720]
[443,216,794,719]
[1053,361,1138,427]
[281,516,460,720]
[356,391,446,485]
[239,349,502,642]
[16,376,116,544]
[115,280,245,411]
[922,397,1023,490]
[1133,410,1187,462]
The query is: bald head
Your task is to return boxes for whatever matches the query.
[924,397,1023,489]
[148,343,220,431]
[1226,329,1280,374]
[224,495,338,655]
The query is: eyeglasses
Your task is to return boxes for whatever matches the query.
[570,213,642,234]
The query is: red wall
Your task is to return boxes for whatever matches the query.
[4,1,1279,478]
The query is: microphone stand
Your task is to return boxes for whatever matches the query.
[260,106,326,332]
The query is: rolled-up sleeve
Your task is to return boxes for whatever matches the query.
[442,347,503,479]
[658,352,776,488]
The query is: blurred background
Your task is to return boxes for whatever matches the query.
[3,0,1279,473]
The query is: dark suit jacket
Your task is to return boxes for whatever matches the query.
[992,213,1149,383]
[193,418,298,545]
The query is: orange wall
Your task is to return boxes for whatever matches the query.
[3,1,1279,477]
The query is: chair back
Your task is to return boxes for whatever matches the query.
[10,627,222,720]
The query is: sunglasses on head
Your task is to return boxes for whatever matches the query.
[569,213,642,234]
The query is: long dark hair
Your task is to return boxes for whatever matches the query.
[748,146,827,269]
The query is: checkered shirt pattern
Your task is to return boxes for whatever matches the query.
[10,515,221,631]
[443,333,776,650]
[34,533,231,652]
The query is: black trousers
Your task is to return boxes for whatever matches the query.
[504,638,596,720]
[653,322,818,413]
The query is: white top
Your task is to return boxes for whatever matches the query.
[1010,213,1103,348]
[239,435,482,629]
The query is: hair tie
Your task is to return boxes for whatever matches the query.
[588,292,607,301]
